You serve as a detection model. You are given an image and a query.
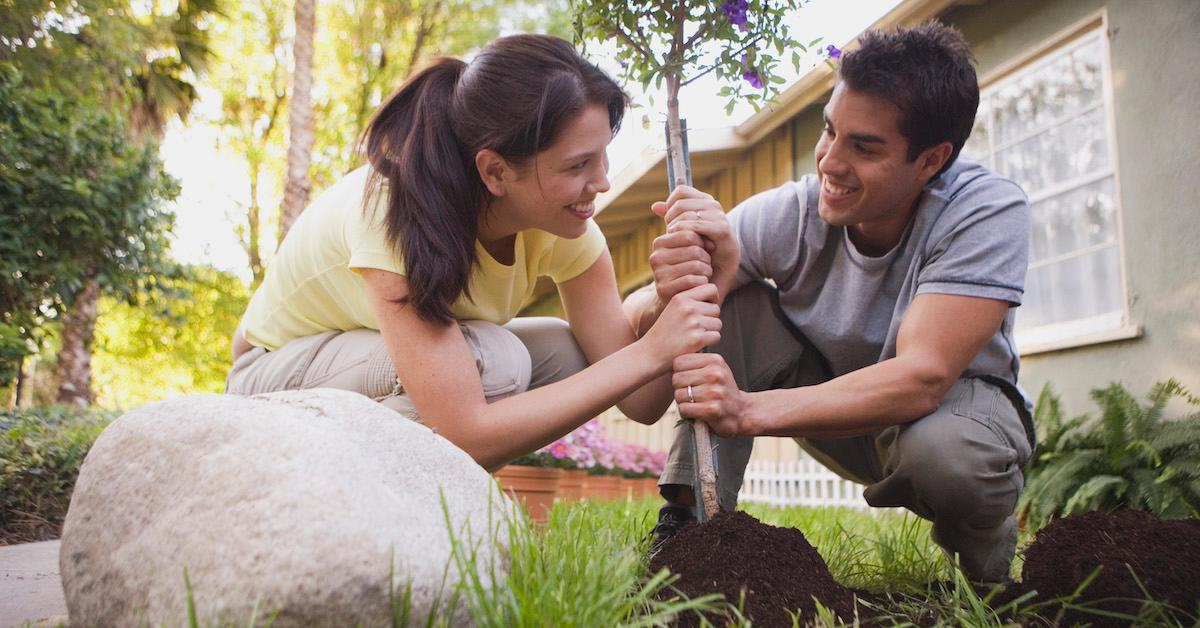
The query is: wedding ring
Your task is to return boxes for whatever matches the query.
[693,210,702,221]
[686,384,695,404]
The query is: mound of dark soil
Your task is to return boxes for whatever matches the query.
[650,510,859,626]
[1019,510,1200,626]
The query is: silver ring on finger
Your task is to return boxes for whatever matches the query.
[693,210,702,221]
[686,384,695,404]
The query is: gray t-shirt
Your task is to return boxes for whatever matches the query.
[731,157,1030,386]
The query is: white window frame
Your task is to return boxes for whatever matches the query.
[970,11,1141,356]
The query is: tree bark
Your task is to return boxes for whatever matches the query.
[278,0,317,245]
[665,73,720,522]
[55,278,100,407]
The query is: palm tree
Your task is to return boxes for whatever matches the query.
[55,0,220,406]
[277,0,316,244]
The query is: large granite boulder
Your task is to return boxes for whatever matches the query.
[60,389,511,626]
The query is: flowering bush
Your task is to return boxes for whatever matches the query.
[534,418,667,478]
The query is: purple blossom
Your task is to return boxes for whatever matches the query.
[825,44,842,59]
[740,52,764,89]
[721,0,749,29]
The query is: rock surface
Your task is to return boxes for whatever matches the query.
[60,389,510,626]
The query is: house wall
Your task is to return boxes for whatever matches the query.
[940,0,1200,417]
[597,0,1200,456]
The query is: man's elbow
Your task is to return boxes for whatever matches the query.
[616,402,667,426]
[908,364,958,418]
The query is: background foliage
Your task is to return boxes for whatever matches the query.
[1019,379,1200,528]
[91,265,250,409]
[0,404,115,543]
[0,63,178,388]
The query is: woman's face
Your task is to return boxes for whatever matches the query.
[486,104,613,241]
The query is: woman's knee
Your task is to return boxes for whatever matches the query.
[459,320,533,400]
[502,317,587,388]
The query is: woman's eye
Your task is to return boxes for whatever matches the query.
[570,161,588,171]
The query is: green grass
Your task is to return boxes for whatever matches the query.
[34,498,1196,627]
[436,498,1196,627]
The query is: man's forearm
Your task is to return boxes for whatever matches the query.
[744,356,952,438]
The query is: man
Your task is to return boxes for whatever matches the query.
[624,21,1035,584]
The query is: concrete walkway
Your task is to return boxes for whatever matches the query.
[0,540,66,628]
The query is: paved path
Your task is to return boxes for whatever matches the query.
[0,541,66,628]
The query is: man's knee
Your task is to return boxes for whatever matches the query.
[887,386,1025,523]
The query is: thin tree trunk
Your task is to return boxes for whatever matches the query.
[55,278,100,407]
[665,73,720,522]
[246,172,265,287]
[278,0,317,245]
[11,355,27,410]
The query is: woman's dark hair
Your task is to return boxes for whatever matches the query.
[360,34,627,325]
[838,21,979,177]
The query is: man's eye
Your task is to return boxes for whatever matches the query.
[855,144,873,155]
[570,161,588,170]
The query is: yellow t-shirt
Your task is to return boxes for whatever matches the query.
[241,166,607,351]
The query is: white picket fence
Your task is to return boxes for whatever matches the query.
[739,457,872,510]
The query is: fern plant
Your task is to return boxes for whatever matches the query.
[1018,379,1200,529]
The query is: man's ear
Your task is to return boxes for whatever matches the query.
[475,149,511,197]
[916,141,954,182]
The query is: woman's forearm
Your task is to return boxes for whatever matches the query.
[448,339,667,471]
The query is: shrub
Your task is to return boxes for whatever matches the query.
[1018,379,1200,529]
[0,404,114,543]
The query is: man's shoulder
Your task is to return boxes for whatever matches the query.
[927,156,1027,204]
[734,177,815,214]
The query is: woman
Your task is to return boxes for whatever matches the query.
[226,35,720,471]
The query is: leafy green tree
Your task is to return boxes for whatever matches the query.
[1019,380,1200,529]
[90,266,250,409]
[0,65,179,400]
[2,0,219,406]
[51,0,219,406]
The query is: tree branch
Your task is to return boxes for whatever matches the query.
[679,35,765,87]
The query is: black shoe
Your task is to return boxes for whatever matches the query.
[649,505,695,556]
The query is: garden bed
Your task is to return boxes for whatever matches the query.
[652,508,1200,626]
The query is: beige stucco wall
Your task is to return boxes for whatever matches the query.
[944,0,1200,418]
[601,0,1200,457]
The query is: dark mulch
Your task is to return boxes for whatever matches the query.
[1013,510,1200,626]
[649,510,861,626]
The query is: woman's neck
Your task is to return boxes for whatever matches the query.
[477,207,519,266]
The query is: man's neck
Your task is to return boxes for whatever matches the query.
[848,192,924,257]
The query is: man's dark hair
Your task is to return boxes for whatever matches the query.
[838,21,979,177]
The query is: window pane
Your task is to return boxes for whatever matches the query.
[1016,244,1122,331]
[1029,177,1117,264]
[996,106,1110,195]
[962,101,992,169]
[993,37,1104,147]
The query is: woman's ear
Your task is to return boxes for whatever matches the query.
[475,149,510,197]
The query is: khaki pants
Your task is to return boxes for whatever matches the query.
[226,317,589,422]
[660,282,1035,582]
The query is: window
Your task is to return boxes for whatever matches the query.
[963,23,1135,353]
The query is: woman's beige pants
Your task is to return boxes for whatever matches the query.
[226,317,588,422]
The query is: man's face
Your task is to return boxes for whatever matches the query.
[814,84,941,254]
